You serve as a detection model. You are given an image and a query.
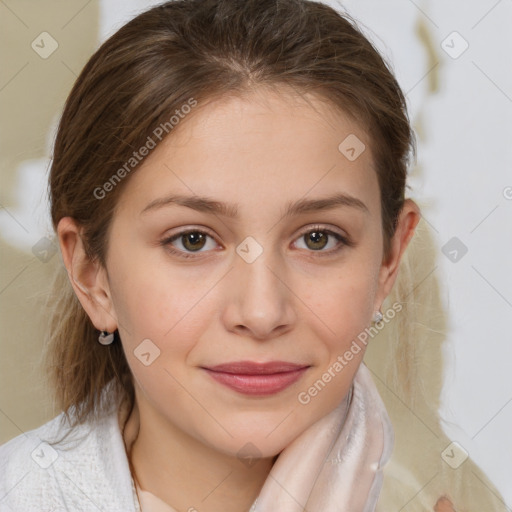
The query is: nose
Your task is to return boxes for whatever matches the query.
[221,243,297,341]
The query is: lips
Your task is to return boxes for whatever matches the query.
[202,361,310,396]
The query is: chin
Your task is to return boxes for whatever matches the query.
[197,411,312,461]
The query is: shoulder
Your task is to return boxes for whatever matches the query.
[0,396,140,512]
[0,412,67,508]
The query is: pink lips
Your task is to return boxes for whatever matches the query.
[202,361,310,396]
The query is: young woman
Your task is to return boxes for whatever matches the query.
[0,1,506,511]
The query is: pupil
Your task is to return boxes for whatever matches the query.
[184,232,205,250]
[308,231,327,250]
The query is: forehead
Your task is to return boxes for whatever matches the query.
[172,86,369,154]
[115,86,380,218]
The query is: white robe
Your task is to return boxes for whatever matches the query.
[0,387,142,511]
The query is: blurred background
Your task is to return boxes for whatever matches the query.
[0,0,511,508]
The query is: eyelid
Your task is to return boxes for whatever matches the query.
[291,224,353,255]
[159,223,352,259]
[159,225,221,259]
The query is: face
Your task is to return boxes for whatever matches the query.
[82,87,406,458]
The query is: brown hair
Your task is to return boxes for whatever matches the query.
[45,0,415,427]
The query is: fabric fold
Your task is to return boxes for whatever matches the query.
[251,363,393,512]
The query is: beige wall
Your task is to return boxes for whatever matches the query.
[0,0,99,442]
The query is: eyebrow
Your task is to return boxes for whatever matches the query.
[140,192,369,217]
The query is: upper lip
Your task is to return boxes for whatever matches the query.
[203,361,310,375]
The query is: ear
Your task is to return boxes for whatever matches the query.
[56,216,118,333]
[374,199,421,310]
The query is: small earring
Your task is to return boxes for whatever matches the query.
[372,310,384,324]
[98,330,115,345]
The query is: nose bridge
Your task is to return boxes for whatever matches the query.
[224,234,295,338]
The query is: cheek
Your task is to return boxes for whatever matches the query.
[295,266,377,408]
[110,267,215,399]
[109,254,217,354]
[300,260,379,344]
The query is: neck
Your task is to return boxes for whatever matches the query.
[122,392,276,512]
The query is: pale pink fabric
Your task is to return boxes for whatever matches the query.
[135,486,177,512]
[126,363,393,512]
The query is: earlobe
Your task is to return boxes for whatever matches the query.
[56,217,118,333]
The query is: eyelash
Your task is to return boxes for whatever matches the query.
[159,225,353,260]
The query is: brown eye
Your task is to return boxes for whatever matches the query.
[181,232,207,251]
[161,229,218,258]
[304,230,328,250]
[293,226,351,255]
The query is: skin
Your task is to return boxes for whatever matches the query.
[58,86,421,512]
[434,497,456,512]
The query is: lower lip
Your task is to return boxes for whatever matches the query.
[203,367,309,396]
